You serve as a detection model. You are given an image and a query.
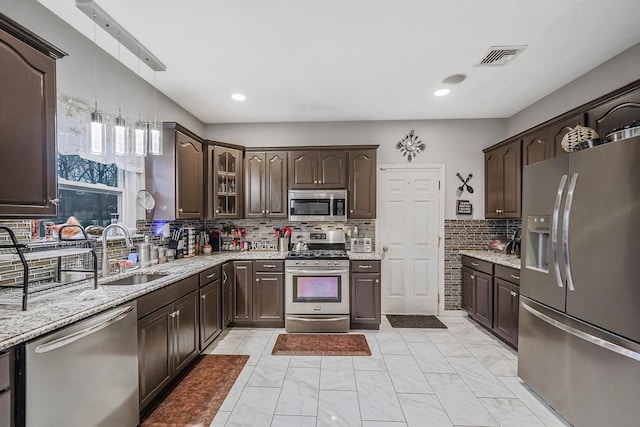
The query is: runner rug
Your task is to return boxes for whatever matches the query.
[141,354,249,427]
[271,333,371,356]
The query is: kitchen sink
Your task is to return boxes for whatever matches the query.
[103,273,168,286]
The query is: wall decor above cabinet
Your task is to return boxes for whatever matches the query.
[288,149,347,189]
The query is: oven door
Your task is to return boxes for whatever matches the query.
[285,267,350,314]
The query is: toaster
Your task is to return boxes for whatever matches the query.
[350,237,372,253]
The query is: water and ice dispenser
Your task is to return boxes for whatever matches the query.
[526,215,550,272]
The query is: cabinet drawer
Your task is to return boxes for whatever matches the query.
[0,351,9,391]
[495,264,520,285]
[254,260,284,273]
[199,265,222,285]
[351,260,380,273]
[462,256,493,275]
[138,275,199,319]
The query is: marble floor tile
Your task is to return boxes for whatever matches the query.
[247,354,291,387]
[431,334,473,358]
[355,370,405,422]
[289,355,322,368]
[498,377,570,427]
[447,357,515,398]
[406,342,455,374]
[271,415,317,427]
[225,386,281,427]
[397,328,431,343]
[480,397,546,427]
[427,372,497,426]
[209,410,230,426]
[218,364,255,412]
[320,356,356,390]
[275,368,320,416]
[233,336,271,365]
[375,331,411,355]
[397,393,453,427]
[383,354,433,394]
[317,390,361,427]
[362,422,408,427]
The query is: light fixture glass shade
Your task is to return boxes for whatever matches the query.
[113,115,128,155]
[134,121,148,156]
[89,110,105,155]
[148,121,163,155]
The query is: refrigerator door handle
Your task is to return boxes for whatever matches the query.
[521,300,640,362]
[552,175,568,288]
[563,173,579,291]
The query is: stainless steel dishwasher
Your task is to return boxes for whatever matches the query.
[22,302,139,427]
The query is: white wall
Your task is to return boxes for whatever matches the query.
[205,119,507,219]
[0,0,204,135]
[507,43,640,137]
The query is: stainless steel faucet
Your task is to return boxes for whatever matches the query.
[101,223,133,277]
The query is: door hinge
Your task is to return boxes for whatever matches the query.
[438,180,441,190]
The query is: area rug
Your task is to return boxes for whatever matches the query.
[386,315,448,329]
[141,354,249,427]
[272,334,371,356]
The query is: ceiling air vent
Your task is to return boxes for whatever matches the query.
[476,45,527,66]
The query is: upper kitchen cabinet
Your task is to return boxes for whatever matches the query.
[146,123,203,220]
[244,151,287,219]
[522,128,551,166]
[206,144,243,219]
[288,149,347,189]
[484,138,521,219]
[587,86,640,137]
[348,148,377,219]
[0,14,66,218]
[549,113,585,159]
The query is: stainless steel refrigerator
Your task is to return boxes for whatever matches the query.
[519,135,640,427]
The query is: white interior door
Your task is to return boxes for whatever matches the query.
[378,166,442,315]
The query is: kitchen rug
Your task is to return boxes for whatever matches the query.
[386,315,448,329]
[272,333,371,356]
[141,354,249,427]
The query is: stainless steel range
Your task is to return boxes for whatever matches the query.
[285,231,350,333]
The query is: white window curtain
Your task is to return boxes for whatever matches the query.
[56,95,145,174]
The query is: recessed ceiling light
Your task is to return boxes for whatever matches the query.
[231,93,246,101]
[434,88,450,97]
[442,74,467,85]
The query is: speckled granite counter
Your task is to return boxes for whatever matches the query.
[347,251,381,260]
[459,250,521,270]
[0,250,379,350]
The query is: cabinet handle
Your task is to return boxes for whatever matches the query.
[263,264,276,268]
[510,291,518,297]
[206,273,216,279]
[510,274,520,280]
[359,265,373,269]
[262,210,265,213]
[170,311,176,318]
[178,208,184,213]
[350,209,354,213]
[256,278,260,282]
[216,209,220,214]
[471,275,475,279]
[375,279,379,283]
[201,294,206,300]
[176,310,180,316]
[222,271,227,283]
[49,198,60,206]
[471,262,479,267]
[266,210,270,214]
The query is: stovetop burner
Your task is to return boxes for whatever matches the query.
[286,249,348,260]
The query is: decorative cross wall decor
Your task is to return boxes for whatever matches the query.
[396,130,426,162]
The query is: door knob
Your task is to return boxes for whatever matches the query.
[383,246,388,252]
[178,208,184,213]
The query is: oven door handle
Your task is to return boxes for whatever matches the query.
[285,269,349,275]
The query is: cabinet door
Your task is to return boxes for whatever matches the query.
[200,281,222,350]
[138,305,173,409]
[350,273,381,324]
[173,291,199,374]
[176,132,203,219]
[473,271,493,328]
[288,150,318,189]
[549,113,585,159]
[461,266,475,313]
[254,272,284,322]
[348,149,377,219]
[222,262,234,327]
[493,278,519,348]
[484,148,502,218]
[587,87,640,137]
[213,146,242,219]
[265,151,288,218]
[500,140,522,218]
[522,128,550,166]
[318,150,347,188]
[233,261,253,321]
[0,29,57,218]
[244,152,266,218]
[0,389,10,427]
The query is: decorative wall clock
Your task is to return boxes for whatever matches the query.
[396,130,426,162]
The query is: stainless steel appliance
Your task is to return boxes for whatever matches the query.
[519,136,640,427]
[350,237,372,253]
[285,231,350,332]
[21,302,139,426]
[288,189,347,222]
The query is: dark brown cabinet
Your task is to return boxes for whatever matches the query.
[461,267,475,312]
[350,261,381,329]
[199,266,222,351]
[522,129,551,166]
[254,261,284,323]
[244,151,288,218]
[147,124,203,220]
[587,86,640,137]
[288,150,347,189]
[208,146,243,219]
[137,275,199,411]
[0,14,66,218]
[461,256,493,329]
[549,113,585,159]
[232,261,253,322]
[0,349,13,427]
[493,278,519,348]
[348,149,377,219]
[222,262,234,328]
[484,139,521,219]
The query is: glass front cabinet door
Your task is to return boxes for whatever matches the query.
[210,146,242,219]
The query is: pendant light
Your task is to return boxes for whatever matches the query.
[113,33,128,156]
[88,8,105,155]
[148,71,163,155]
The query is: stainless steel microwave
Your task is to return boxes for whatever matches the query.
[288,189,347,222]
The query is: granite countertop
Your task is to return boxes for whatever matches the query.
[0,249,376,351]
[459,250,521,270]
[347,251,382,260]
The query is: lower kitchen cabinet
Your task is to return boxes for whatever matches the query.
[199,266,222,350]
[493,278,519,347]
[474,271,493,328]
[232,261,253,322]
[350,260,381,330]
[222,262,233,327]
[232,260,284,327]
[137,275,199,412]
[0,349,13,427]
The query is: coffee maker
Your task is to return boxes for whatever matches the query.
[507,227,522,257]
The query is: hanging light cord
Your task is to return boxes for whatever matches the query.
[93,8,98,113]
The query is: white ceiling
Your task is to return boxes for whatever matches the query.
[39,0,640,124]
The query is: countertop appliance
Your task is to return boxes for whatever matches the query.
[20,302,139,426]
[288,189,347,222]
[285,231,350,332]
[350,237,372,253]
[519,136,640,427]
